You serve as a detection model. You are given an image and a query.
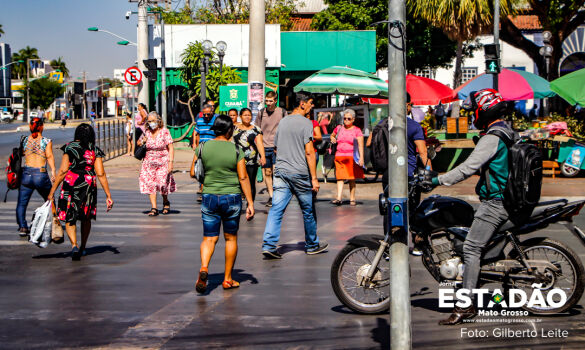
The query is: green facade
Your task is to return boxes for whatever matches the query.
[280,31,376,73]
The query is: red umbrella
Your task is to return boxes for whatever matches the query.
[362,74,457,105]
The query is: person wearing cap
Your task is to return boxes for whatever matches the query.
[16,117,56,236]
[422,89,516,325]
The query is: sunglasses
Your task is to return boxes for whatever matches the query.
[203,113,212,117]
[343,117,353,121]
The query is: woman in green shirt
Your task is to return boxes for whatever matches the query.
[190,114,254,293]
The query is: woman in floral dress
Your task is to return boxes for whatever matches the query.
[48,124,114,261]
[138,111,176,216]
[233,108,265,202]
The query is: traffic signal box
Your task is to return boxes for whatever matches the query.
[484,44,500,74]
[143,59,158,81]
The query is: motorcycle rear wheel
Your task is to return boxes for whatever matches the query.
[331,243,390,314]
[510,239,585,314]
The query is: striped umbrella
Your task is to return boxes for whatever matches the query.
[294,66,388,97]
[454,68,555,100]
[550,68,585,106]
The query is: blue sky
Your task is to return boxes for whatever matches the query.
[1,0,163,80]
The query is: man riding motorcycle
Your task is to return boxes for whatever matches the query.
[424,88,517,325]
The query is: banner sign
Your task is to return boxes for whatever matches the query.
[219,84,247,111]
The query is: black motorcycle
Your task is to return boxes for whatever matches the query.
[331,170,585,314]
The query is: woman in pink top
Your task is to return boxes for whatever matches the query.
[330,109,364,206]
[135,103,148,131]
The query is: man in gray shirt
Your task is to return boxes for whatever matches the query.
[261,92,328,259]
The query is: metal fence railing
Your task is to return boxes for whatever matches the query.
[95,119,127,161]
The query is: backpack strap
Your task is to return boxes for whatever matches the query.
[483,129,511,198]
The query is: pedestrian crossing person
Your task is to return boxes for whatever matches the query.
[16,117,56,236]
[138,111,176,216]
[48,124,114,261]
[191,114,254,293]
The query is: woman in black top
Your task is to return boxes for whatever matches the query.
[48,124,114,260]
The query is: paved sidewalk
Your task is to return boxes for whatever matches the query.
[104,149,585,202]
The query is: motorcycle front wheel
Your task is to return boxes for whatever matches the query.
[510,239,585,314]
[331,243,390,314]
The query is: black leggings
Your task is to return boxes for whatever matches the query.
[246,164,258,201]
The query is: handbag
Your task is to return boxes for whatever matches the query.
[134,134,147,160]
[51,216,64,244]
[194,142,206,183]
[50,202,64,244]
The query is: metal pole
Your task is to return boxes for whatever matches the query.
[493,0,500,90]
[248,0,266,119]
[388,0,411,348]
[137,0,149,107]
[83,71,87,120]
[160,15,167,127]
[200,59,207,110]
[25,59,29,123]
[543,57,550,117]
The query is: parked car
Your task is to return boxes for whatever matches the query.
[28,111,38,119]
[1,111,13,122]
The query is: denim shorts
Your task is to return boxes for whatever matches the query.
[263,147,276,169]
[201,193,242,236]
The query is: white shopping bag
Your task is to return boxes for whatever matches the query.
[29,200,53,248]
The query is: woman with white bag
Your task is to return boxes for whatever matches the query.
[48,124,114,261]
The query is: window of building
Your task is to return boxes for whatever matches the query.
[410,68,435,79]
[461,67,478,83]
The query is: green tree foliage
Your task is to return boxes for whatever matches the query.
[500,1,585,83]
[49,57,69,78]
[28,78,65,110]
[11,46,39,80]
[179,41,242,103]
[155,0,298,30]
[311,0,459,71]
[408,0,516,88]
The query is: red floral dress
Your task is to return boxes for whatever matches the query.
[139,128,176,195]
[57,142,105,223]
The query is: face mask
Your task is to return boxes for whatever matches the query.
[149,122,158,130]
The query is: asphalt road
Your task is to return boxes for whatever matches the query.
[1,179,585,349]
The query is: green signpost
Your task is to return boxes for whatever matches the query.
[219,84,248,112]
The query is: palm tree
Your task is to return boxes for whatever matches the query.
[49,57,69,77]
[407,0,516,88]
[0,24,4,37]
[11,46,40,79]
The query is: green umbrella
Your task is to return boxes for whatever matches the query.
[294,66,388,97]
[550,68,585,106]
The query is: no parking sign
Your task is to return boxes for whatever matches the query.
[124,67,142,85]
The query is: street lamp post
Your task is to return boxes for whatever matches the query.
[26,58,43,123]
[199,40,227,110]
[88,27,137,46]
[540,31,553,117]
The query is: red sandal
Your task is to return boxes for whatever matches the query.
[222,280,240,290]
[195,267,208,293]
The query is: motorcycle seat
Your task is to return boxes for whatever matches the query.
[498,200,568,232]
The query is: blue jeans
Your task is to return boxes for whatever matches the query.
[201,193,242,236]
[262,170,319,252]
[17,167,52,229]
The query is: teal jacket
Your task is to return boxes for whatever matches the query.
[437,121,515,200]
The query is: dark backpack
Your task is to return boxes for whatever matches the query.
[488,129,543,225]
[4,136,26,202]
[371,119,389,172]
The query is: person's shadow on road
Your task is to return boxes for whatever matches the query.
[197,269,259,296]
[32,245,120,259]
[277,241,306,255]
